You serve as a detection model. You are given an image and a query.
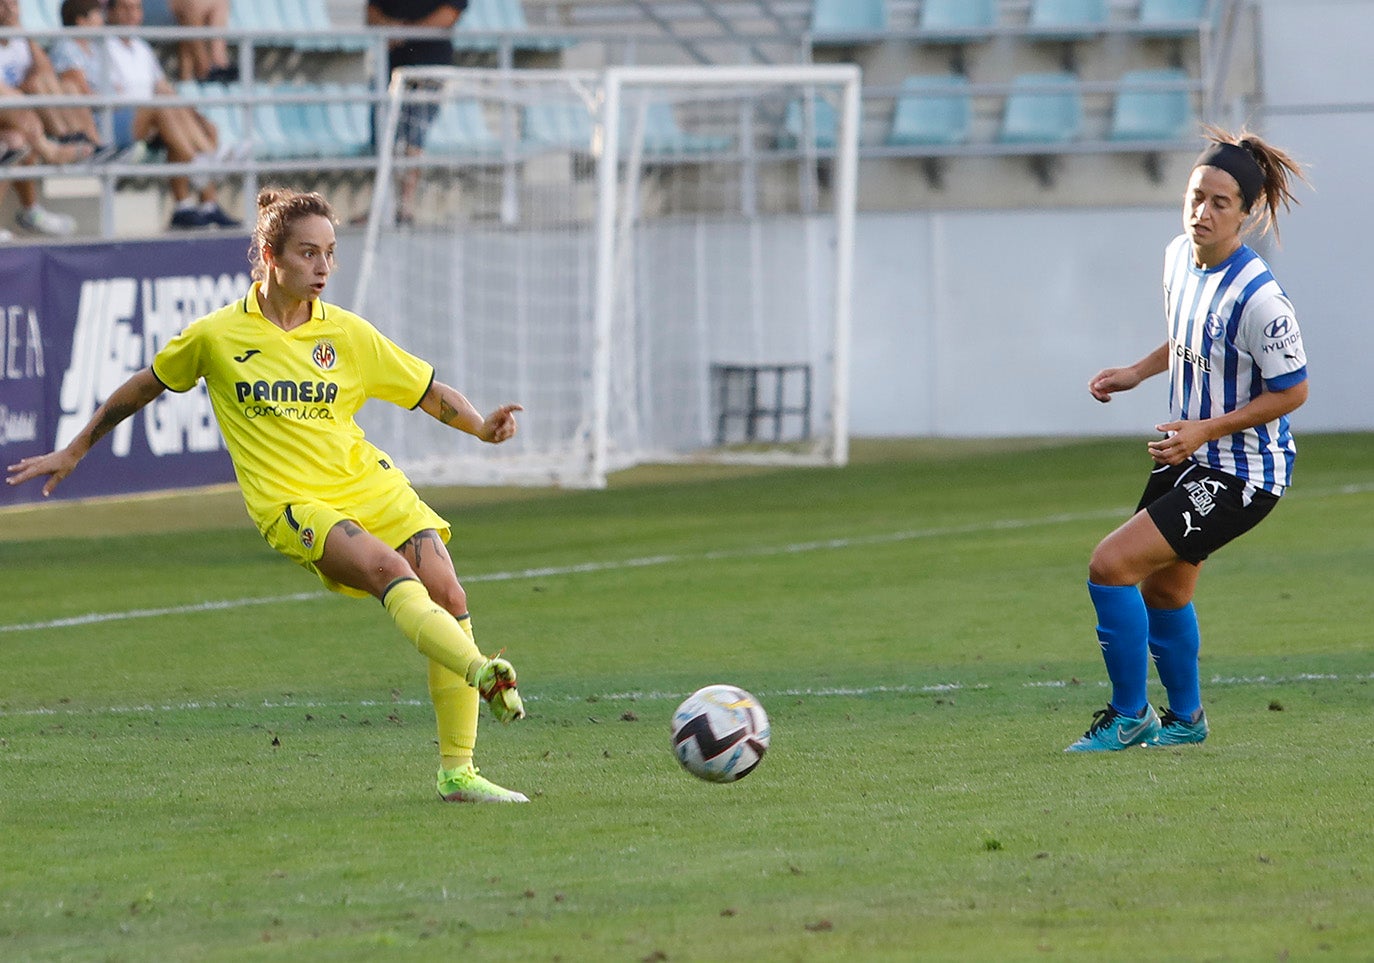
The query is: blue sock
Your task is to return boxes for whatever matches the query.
[1087,581,1149,717]
[1147,603,1202,720]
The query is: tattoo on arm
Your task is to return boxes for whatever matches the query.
[437,398,461,426]
[88,400,141,447]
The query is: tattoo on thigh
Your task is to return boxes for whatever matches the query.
[338,520,365,537]
[400,529,443,566]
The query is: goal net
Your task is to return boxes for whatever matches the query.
[354,64,859,488]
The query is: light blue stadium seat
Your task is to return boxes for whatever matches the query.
[291,0,368,52]
[1110,68,1195,142]
[1028,0,1108,39]
[624,101,732,155]
[886,75,972,148]
[19,0,60,31]
[1136,0,1210,39]
[1140,0,1208,23]
[999,73,1083,144]
[453,0,573,53]
[425,99,503,155]
[228,0,293,48]
[779,96,839,150]
[919,0,997,40]
[320,83,374,156]
[177,81,244,150]
[810,0,886,41]
[522,101,594,150]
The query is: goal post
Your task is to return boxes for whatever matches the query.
[354,63,860,488]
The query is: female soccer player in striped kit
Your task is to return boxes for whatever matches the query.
[7,188,530,802]
[1067,127,1309,752]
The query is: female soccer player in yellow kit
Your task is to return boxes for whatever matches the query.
[7,188,530,803]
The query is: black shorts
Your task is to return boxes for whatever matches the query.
[1138,462,1279,565]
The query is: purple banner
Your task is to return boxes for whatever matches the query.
[1,236,250,509]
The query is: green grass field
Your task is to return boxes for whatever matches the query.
[2,436,1372,962]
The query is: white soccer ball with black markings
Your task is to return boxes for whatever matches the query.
[670,684,770,783]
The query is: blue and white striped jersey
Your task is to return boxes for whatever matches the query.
[1162,234,1307,495]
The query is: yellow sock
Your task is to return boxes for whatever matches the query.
[382,578,485,682]
[430,657,479,771]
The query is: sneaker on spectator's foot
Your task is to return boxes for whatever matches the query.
[1148,707,1208,746]
[469,655,525,723]
[200,203,242,228]
[436,764,529,803]
[170,206,211,229]
[15,206,76,237]
[1064,704,1160,753]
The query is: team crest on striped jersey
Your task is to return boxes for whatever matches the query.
[312,340,337,370]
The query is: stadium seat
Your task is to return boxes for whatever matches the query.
[886,75,972,148]
[1134,0,1210,45]
[320,83,375,156]
[425,99,503,155]
[291,0,369,52]
[521,101,594,151]
[998,73,1083,144]
[810,0,887,42]
[19,0,60,31]
[779,96,839,150]
[177,81,247,151]
[1027,0,1108,39]
[1109,68,1195,142]
[453,0,573,54]
[1140,0,1209,24]
[919,0,997,41]
[625,101,732,155]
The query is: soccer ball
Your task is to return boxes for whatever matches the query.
[670,684,770,783]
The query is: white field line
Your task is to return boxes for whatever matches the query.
[4,480,1371,638]
[1,506,1129,635]
[2,674,1371,720]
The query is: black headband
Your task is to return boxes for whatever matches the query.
[1194,141,1264,211]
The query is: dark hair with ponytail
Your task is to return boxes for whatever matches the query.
[1200,124,1309,241]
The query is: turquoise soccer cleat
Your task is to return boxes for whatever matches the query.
[1148,707,1209,746]
[1064,704,1161,752]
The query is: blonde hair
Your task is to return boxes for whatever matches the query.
[1200,125,1309,240]
[249,188,337,281]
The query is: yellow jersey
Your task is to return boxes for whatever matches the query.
[152,283,435,528]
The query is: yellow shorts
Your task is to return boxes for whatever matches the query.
[260,481,450,598]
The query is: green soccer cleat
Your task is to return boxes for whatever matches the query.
[1148,707,1209,746]
[470,655,526,723]
[436,764,529,803]
[1064,704,1161,753]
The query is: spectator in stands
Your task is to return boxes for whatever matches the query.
[0,0,108,155]
[0,129,77,238]
[58,0,241,229]
[143,0,238,83]
[1,0,87,237]
[365,0,466,225]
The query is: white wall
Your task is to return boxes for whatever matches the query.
[848,0,1372,438]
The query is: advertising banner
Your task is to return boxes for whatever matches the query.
[1,236,249,509]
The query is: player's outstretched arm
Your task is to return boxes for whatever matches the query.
[6,367,166,497]
[418,380,523,444]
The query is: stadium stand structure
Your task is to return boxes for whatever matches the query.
[0,0,1247,237]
